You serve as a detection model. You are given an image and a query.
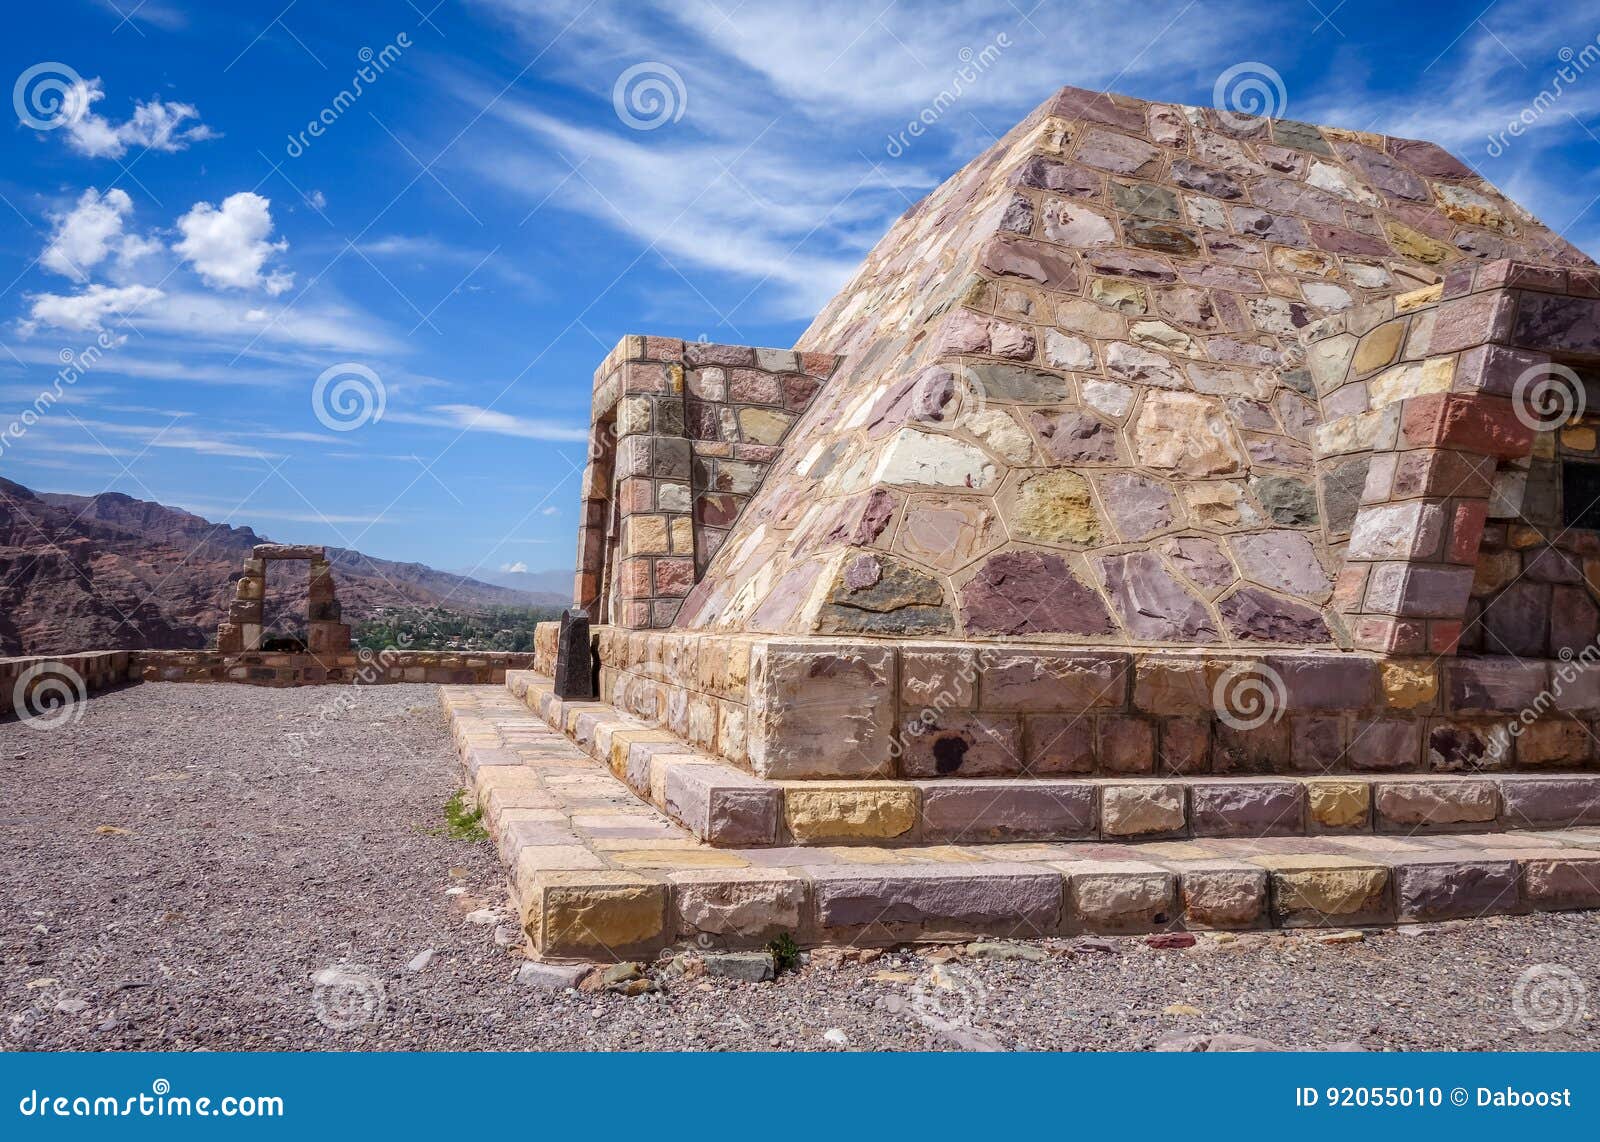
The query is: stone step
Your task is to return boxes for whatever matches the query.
[442,684,1600,962]
[506,670,1600,848]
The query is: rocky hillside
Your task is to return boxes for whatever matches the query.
[0,478,564,655]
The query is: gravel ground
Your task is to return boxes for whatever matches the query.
[3,682,1599,1052]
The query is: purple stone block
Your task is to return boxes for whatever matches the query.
[920,781,1097,841]
[1188,780,1305,836]
[1392,857,1519,921]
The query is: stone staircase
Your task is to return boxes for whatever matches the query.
[437,673,1600,963]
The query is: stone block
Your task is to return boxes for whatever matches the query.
[1445,658,1549,713]
[1306,778,1371,830]
[1374,779,1498,830]
[1177,862,1269,929]
[783,784,917,842]
[898,712,1023,778]
[661,763,780,846]
[1100,782,1186,837]
[980,651,1128,712]
[899,646,977,710]
[811,864,1063,940]
[747,642,896,778]
[920,781,1097,842]
[1260,856,1392,926]
[670,869,806,941]
[1063,862,1178,933]
[1497,777,1600,828]
[527,871,668,959]
[1188,779,1304,836]
[1392,856,1519,921]
[1522,855,1600,910]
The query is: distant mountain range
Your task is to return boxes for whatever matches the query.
[0,478,571,656]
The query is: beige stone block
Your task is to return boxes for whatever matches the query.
[670,869,807,938]
[1306,779,1370,829]
[1375,779,1497,828]
[1263,859,1390,925]
[626,515,669,555]
[1101,783,1186,837]
[784,785,917,842]
[1352,320,1405,374]
[1060,861,1176,932]
[1177,861,1268,928]
[1393,283,1443,312]
[528,871,667,958]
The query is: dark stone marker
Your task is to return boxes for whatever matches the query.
[553,608,595,699]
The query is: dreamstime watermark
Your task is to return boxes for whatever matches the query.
[0,330,117,463]
[1512,963,1589,1032]
[1484,637,1600,765]
[284,35,412,158]
[285,637,413,759]
[312,362,386,431]
[884,34,1011,158]
[612,62,687,131]
[11,661,88,731]
[1211,661,1287,732]
[1486,37,1600,158]
[1511,361,1586,433]
[310,962,385,1030]
[16,1078,284,1119]
[1212,61,1287,130]
[884,963,1000,1050]
[13,61,85,130]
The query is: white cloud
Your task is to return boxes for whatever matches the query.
[500,561,529,573]
[58,77,216,159]
[23,282,164,332]
[174,192,293,294]
[39,188,158,281]
[540,505,559,516]
[387,403,588,442]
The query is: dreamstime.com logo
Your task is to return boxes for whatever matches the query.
[17,1079,284,1119]
[311,962,386,1030]
[1211,661,1286,732]
[612,62,687,130]
[1212,61,1287,130]
[13,61,85,130]
[1512,963,1589,1033]
[11,661,88,731]
[1512,362,1586,433]
[312,362,386,431]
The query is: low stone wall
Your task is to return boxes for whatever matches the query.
[0,649,540,720]
[136,650,539,687]
[541,621,1598,781]
[0,651,140,719]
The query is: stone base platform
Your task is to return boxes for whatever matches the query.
[505,670,1600,848]
[442,683,1600,962]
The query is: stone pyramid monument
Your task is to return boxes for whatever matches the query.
[444,86,1600,960]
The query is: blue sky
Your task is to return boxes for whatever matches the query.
[3,0,1599,581]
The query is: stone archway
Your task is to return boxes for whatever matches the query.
[216,544,351,656]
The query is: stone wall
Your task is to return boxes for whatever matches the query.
[0,650,539,720]
[574,337,839,629]
[539,621,1593,781]
[0,651,139,719]
[137,650,538,687]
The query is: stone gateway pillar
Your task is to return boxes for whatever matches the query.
[216,544,351,657]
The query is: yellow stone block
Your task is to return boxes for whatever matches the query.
[607,728,679,775]
[1273,866,1389,918]
[738,407,794,445]
[1562,426,1597,452]
[784,785,917,842]
[1352,320,1405,373]
[1384,222,1455,265]
[1393,282,1443,312]
[1306,780,1370,830]
[1380,661,1437,709]
[626,515,669,556]
[528,871,666,957]
[670,516,694,553]
[1509,525,1543,549]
